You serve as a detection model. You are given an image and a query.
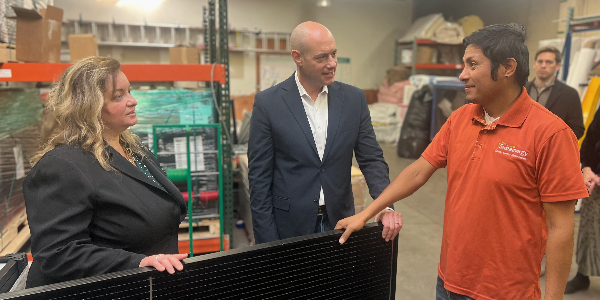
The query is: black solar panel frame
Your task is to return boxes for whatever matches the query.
[0,223,398,300]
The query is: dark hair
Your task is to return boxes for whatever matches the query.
[463,23,529,87]
[535,46,561,64]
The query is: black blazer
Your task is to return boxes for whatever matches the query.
[23,144,186,288]
[525,79,584,139]
[581,108,600,174]
[248,74,390,244]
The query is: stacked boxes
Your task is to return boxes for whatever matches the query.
[11,5,62,63]
[68,34,98,63]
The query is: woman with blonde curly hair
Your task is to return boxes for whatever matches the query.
[24,57,188,288]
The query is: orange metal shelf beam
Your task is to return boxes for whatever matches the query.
[398,38,463,46]
[0,63,226,83]
[178,236,230,255]
[405,63,464,70]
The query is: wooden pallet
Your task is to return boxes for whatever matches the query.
[178,219,220,239]
[0,210,30,255]
[178,220,228,254]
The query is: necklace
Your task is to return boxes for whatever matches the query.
[119,138,135,164]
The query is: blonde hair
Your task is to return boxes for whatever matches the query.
[31,56,146,171]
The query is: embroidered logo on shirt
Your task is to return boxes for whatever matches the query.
[495,142,528,160]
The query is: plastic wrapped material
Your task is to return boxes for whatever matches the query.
[0,88,42,253]
[457,15,484,37]
[566,47,597,96]
[399,13,445,43]
[0,89,42,140]
[131,88,216,126]
[130,88,216,150]
[431,22,464,45]
[370,103,404,144]
[409,74,460,90]
[397,85,433,159]
[378,79,410,104]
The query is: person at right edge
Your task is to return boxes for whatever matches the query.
[564,109,600,294]
[335,24,588,300]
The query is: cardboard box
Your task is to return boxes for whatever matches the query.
[68,34,98,63]
[233,94,255,121]
[416,45,436,64]
[0,44,17,63]
[11,5,63,63]
[169,47,199,64]
[351,166,367,206]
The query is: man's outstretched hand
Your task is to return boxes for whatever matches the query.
[335,209,402,244]
[335,214,367,244]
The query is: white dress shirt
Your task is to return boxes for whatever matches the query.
[295,71,328,206]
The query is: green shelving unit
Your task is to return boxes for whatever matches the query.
[152,124,224,255]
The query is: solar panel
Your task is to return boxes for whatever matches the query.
[0,223,398,299]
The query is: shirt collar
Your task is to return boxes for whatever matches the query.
[472,87,532,129]
[294,71,328,99]
[533,76,556,90]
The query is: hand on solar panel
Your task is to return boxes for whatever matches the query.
[375,209,403,242]
[139,253,188,274]
[335,213,368,244]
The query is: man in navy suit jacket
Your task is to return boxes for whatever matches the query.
[248,21,402,244]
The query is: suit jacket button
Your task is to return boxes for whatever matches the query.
[320,168,324,172]
[314,196,318,202]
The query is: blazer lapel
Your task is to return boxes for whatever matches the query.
[144,157,187,213]
[281,74,319,156]
[545,80,563,110]
[107,146,166,193]
[322,82,344,163]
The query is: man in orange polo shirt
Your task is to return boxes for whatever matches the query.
[336,23,588,300]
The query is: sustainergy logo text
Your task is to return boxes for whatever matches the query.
[495,142,528,161]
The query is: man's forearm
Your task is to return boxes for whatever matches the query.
[544,223,574,299]
[359,157,435,221]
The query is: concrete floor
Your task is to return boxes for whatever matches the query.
[233,144,600,299]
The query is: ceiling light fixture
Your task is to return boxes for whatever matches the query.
[116,0,165,11]
[316,0,331,7]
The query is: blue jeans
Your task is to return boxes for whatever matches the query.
[436,276,475,300]
[314,213,332,233]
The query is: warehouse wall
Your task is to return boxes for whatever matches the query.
[305,0,413,89]
[54,0,413,95]
[414,0,564,82]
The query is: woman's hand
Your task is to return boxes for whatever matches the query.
[583,167,600,195]
[139,253,188,274]
[335,213,369,245]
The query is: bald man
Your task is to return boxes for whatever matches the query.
[248,21,402,244]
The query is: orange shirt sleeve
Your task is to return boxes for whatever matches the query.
[422,111,453,169]
[536,128,589,202]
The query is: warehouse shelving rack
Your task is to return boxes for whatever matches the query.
[152,124,225,255]
[395,38,464,75]
[560,6,600,81]
[60,7,289,53]
[0,0,236,253]
[0,63,225,82]
[0,62,231,251]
